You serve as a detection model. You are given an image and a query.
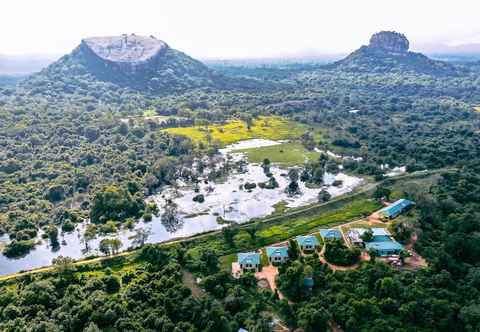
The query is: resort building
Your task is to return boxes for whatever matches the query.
[347,228,365,247]
[364,228,404,256]
[319,229,343,241]
[266,245,289,264]
[296,235,320,252]
[304,276,314,290]
[378,199,415,220]
[237,252,261,272]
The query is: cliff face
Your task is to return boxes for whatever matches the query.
[369,31,409,54]
[81,35,168,64]
[331,31,460,76]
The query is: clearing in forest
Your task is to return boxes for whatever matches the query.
[163,116,306,146]
[237,141,321,166]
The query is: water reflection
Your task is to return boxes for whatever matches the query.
[0,139,364,276]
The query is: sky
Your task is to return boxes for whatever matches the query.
[2,0,480,59]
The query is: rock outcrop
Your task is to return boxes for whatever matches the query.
[81,35,168,64]
[369,31,409,53]
[331,31,459,76]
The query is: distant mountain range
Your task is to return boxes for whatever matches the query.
[416,42,480,55]
[0,54,58,76]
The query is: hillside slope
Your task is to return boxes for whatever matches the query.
[20,34,269,97]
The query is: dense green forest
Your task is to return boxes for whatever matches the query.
[1,31,480,330]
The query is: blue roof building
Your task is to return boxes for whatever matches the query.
[365,241,404,256]
[266,245,289,264]
[296,235,319,251]
[237,252,261,271]
[320,229,342,240]
[364,228,404,256]
[378,199,415,219]
[304,276,314,289]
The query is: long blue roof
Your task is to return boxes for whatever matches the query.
[371,228,390,237]
[266,246,289,258]
[238,252,260,265]
[379,199,415,218]
[365,241,403,252]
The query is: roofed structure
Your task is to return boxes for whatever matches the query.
[378,199,415,219]
[266,246,289,263]
[237,252,260,271]
[365,240,403,256]
[347,229,365,246]
[320,229,342,240]
[364,227,404,256]
[296,235,320,251]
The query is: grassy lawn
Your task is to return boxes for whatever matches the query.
[388,173,441,201]
[143,109,157,117]
[163,116,307,146]
[254,199,380,245]
[238,142,321,166]
[220,253,237,271]
[314,233,324,246]
[260,248,270,267]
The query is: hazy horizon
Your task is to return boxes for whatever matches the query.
[2,0,480,59]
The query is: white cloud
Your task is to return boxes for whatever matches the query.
[1,0,480,58]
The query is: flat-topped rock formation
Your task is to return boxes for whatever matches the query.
[369,31,410,54]
[27,33,226,94]
[331,31,459,76]
[82,34,168,64]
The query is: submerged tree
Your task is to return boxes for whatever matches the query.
[99,238,123,256]
[131,227,152,248]
[318,189,331,203]
[161,201,183,233]
[82,224,97,252]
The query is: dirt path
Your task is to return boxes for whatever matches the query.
[255,265,284,299]
[182,270,205,299]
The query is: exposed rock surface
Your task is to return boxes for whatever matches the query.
[369,31,409,53]
[82,34,168,63]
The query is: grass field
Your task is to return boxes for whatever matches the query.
[389,172,441,201]
[164,116,307,146]
[143,109,157,117]
[238,142,321,166]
